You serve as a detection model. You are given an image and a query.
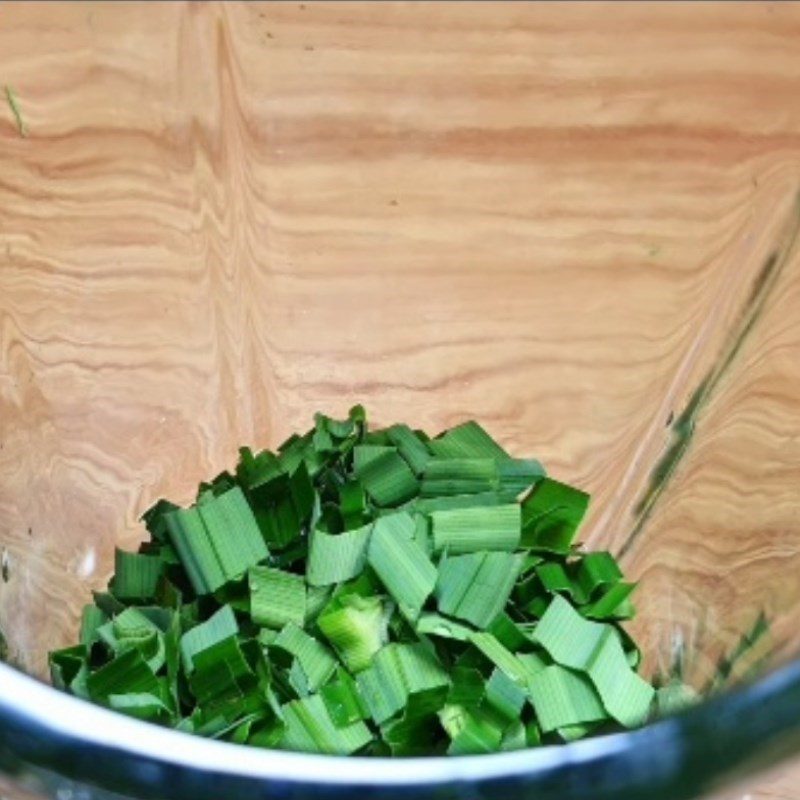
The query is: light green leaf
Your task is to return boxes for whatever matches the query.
[431,504,521,554]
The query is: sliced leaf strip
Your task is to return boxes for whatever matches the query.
[436,552,522,628]
[368,512,437,621]
[249,566,306,629]
[431,504,521,554]
[307,524,371,587]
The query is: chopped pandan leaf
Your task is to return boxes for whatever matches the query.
[439,704,505,755]
[321,667,370,727]
[531,596,654,727]
[353,446,419,507]
[435,551,523,628]
[279,694,372,755]
[421,458,498,498]
[468,633,531,686]
[411,513,431,554]
[430,504,521,554]
[248,566,306,629]
[535,561,585,604]
[520,478,589,553]
[111,549,164,603]
[485,668,527,721]
[307,523,371,587]
[305,585,333,625]
[416,613,475,642]
[486,613,530,653]
[50,645,88,690]
[500,719,528,751]
[367,512,437,621]
[528,664,607,733]
[79,605,108,647]
[380,685,450,755]
[166,487,269,595]
[86,649,159,703]
[498,458,546,501]
[339,481,368,529]
[447,667,485,706]
[557,722,601,742]
[317,589,390,673]
[140,498,180,542]
[583,582,636,620]
[272,623,337,692]
[189,636,263,719]
[109,692,172,723]
[576,552,624,600]
[428,421,510,461]
[415,491,503,514]
[251,495,302,550]
[356,642,450,725]
[517,651,548,677]
[102,608,166,673]
[47,407,656,756]
[387,423,432,475]
[180,605,238,672]
[237,446,283,493]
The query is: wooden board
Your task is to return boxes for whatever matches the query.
[2,2,800,795]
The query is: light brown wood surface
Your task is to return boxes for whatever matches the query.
[2,2,800,797]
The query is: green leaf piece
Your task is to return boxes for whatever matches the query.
[415,491,504,515]
[272,623,337,692]
[111,549,164,603]
[387,423,432,475]
[249,566,306,629]
[280,694,372,755]
[520,478,589,553]
[416,613,475,642]
[79,605,108,647]
[485,668,527,721]
[367,512,437,621]
[189,636,262,718]
[428,421,509,461]
[498,458,546,500]
[436,551,523,628]
[576,552,624,599]
[527,665,607,733]
[535,561,585,603]
[318,590,390,673]
[468,632,531,686]
[320,668,370,727]
[354,447,419,507]
[531,596,654,727]
[356,643,450,725]
[431,504,521,554]
[109,692,171,722]
[440,705,505,755]
[421,458,498,498]
[307,524,371,587]
[87,649,159,703]
[167,487,269,595]
[180,605,239,672]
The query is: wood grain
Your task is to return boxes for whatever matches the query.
[2,1,800,795]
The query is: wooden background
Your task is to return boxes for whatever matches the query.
[1,2,800,797]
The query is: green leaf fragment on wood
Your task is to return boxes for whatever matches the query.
[5,86,26,137]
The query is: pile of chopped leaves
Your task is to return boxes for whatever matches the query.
[49,407,660,756]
